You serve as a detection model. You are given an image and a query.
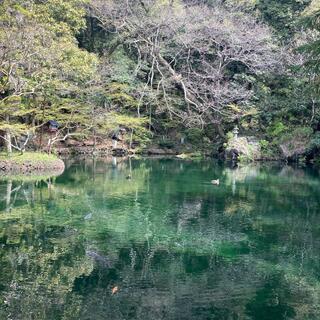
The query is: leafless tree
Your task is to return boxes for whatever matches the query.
[89,0,282,127]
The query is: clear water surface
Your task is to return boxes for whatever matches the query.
[0,158,320,320]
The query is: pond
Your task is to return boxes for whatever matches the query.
[0,158,319,320]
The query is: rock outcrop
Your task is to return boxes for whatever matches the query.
[145,148,177,155]
[278,127,312,160]
[225,136,261,161]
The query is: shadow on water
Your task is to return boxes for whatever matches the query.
[0,157,319,319]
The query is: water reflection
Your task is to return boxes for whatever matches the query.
[0,158,319,319]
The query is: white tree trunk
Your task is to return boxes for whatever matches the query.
[5,115,12,154]
[5,131,12,154]
[6,180,12,211]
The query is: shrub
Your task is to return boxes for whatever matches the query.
[158,139,175,149]
[307,133,320,152]
[226,131,234,141]
[280,127,313,144]
[185,128,204,144]
[267,121,288,138]
[259,139,269,150]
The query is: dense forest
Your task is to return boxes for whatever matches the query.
[1,0,320,161]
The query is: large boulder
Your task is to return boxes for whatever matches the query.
[146,148,177,155]
[225,136,261,161]
[279,140,307,159]
[279,128,312,159]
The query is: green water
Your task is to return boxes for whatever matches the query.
[0,158,320,320]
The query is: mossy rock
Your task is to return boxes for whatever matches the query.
[279,127,312,159]
[225,136,261,161]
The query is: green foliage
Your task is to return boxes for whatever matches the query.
[267,121,289,138]
[185,128,204,144]
[308,132,320,151]
[300,4,320,77]
[33,0,88,35]
[1,0,320,158]
[107,49,138,84]
[280,126,313,143]
[238,145,256,162]
[96,113,151,147]
[257,0,311,40]
[105,82,139,110]
[0,0,100,152]
[259,139,269,150]
[100,113,148,132]
[158,139,175,149]
[0,152,59,163]
[226,131,234,141]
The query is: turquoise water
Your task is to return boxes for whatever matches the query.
[0,158,320,319]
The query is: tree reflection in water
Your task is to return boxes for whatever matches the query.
[0,158,319,319]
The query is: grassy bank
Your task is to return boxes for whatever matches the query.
[0,152,65,174]
[0,152,59,162]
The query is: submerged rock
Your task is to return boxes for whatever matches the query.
[86,250,111,268]
[84,212,92,220]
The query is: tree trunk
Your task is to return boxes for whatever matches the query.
[5,130,12,154]
[6,180,12,212]
[5,115,12,155]
[129,129,134,150]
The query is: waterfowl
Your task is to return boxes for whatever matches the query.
[126,174,132,180]
[211,179,220,185]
